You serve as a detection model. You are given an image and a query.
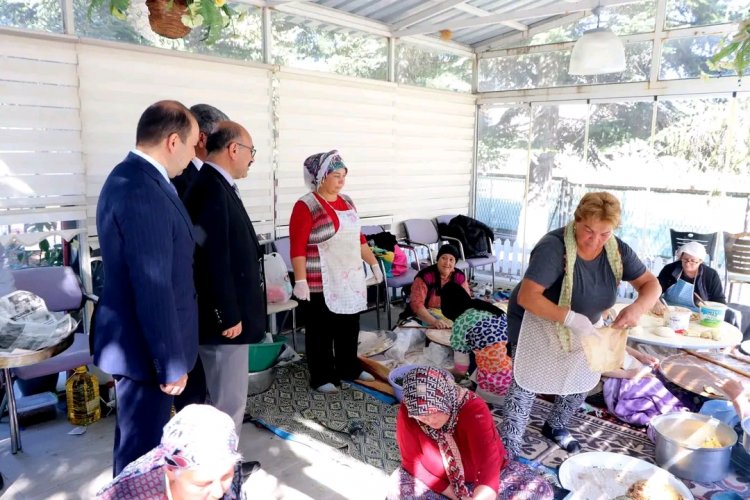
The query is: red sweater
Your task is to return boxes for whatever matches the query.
[289,193,366,258]
[396,397,506,494]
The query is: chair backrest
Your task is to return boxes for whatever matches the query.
[435,215,457,226]
[724,232,750,275]
[670,229,719,262]
[272,237,293,272]
[361,225,384,238]
[11,266,83,312]
[402,219,440,245]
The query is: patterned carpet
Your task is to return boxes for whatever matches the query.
[246,361,402,473]
[494,398,750,500]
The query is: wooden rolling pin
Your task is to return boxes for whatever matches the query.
[686,349,750,379]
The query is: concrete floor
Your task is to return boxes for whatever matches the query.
[0,307,393,499]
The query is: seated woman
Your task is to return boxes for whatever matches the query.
[653,241,735,324]
[441,282,512,401]
[97,405,243,500]
[602,346,686,427]
[408,244,471,329]
[389,367,552,500]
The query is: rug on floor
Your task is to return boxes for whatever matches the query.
[491,398,749,500]
[246,361,402,473]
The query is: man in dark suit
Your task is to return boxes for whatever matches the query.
[94,100,199,476]
[171,103,229,199]
[183,121,266,439]
[172,104,228,413]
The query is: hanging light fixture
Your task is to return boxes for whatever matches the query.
[568,6,626,75]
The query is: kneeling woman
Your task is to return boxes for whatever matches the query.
[390,367,552,500]
[441,282,513,400]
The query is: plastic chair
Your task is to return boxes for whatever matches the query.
[269,238,299,350]
[435,214,499,290]
[670,229,719,264]
[723,232,750,303]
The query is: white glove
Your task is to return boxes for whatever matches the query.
[370,264,384,284]
[293,280,310,301]
[564,311,597,338]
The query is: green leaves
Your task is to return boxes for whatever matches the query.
[709,14,750,77]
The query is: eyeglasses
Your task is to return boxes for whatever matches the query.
[233,142,256,158]
[680,257,701,264]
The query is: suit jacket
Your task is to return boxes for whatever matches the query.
[172,160,199,200]
[94,152,199,384]
[184,164,267,345]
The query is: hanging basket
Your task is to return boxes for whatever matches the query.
[145,0,191,39]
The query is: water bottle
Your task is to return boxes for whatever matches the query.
[65,366,101,425]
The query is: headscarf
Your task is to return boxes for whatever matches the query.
[97,405,242,499]
[303,150,347,191]
[402,367,477,500]
[677,241,707,262]
[437,244,460,261]
[440,281,504,321]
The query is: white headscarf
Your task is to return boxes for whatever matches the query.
[677,241,707,262]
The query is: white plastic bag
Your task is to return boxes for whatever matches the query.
[263,253,292,303]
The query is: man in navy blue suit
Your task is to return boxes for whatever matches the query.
[94,100,200,476]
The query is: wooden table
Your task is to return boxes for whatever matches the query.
[0,333,74,454]
[660,349,750,400]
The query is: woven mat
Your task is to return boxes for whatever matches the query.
[491,398,750,499]
[246,361,402,473]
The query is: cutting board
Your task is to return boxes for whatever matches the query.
[685,349,750,379]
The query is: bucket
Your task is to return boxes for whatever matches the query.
[387,364,420,402]
[665,306,692,331]
[699,301,727,327]
[580,327,627,372]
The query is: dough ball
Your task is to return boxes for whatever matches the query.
[629,326,645,337]
[653,326,677,338]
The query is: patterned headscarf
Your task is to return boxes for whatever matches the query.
[402,367,476,500]
[303,150,347,191]
[97,405,243,499]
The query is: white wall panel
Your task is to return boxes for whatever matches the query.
[77,44,274,237]
[276,69,475,236]
[0,33,85,226]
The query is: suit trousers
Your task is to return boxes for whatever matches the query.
[199,343,249,436]
[112,375,173,476]
[303,292,361,389]
[174,354,207,411]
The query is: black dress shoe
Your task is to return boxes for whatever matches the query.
[241,460,261,479]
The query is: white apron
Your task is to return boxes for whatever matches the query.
[318,205,367,314]
[514,312,600,395]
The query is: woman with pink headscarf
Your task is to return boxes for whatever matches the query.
[289,150,383,393]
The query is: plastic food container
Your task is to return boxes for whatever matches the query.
[699,302,727,327]
[665,306,692,331]
[387,364,420,402]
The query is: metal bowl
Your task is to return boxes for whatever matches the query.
[651,412,737,482]
[742,417,750,453]
[247,366,277,396]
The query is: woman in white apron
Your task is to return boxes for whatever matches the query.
[653,241,729,316]
[500,192,660,458]
[288,150,383,393]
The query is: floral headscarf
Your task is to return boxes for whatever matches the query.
[97,405,242,499]
[303,150,347,191]
[402,367,476,500]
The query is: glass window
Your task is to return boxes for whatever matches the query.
[476,104,530,243]
[665,0,747,29]
[271,12,387,80]
[396,42,471,92]
[492,1,656,49]
[0,0,63,33]
[660,35,743,79]
[478,41,651,92]
[74,0,263,62]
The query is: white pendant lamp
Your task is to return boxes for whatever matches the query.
[568,7,626,75]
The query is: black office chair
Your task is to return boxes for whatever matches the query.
[670,229,719,263]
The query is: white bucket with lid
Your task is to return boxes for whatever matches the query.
[665,306,691,331]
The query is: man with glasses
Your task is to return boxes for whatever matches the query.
[172,104,229,199]
[183,121,265,479]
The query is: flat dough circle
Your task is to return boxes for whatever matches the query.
[653,326,677,338]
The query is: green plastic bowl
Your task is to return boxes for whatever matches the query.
[248,335,287,373]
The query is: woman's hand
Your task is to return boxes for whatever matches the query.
[432,318,452,329]
[720,379,746,402]
[651,301,667,316]
[563,311,597,338]
[632,350,659,369]
[611,303,646,330]
[293,280,310,301]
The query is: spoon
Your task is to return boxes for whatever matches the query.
[694,293,707,308]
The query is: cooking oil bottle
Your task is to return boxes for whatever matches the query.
[65,366,100,425]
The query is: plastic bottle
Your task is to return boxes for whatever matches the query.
[65,366,100,425]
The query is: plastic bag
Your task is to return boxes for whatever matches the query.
[385,327,425,362]
[263,253,292,303]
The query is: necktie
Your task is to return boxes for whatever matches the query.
[232,184,241,197]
